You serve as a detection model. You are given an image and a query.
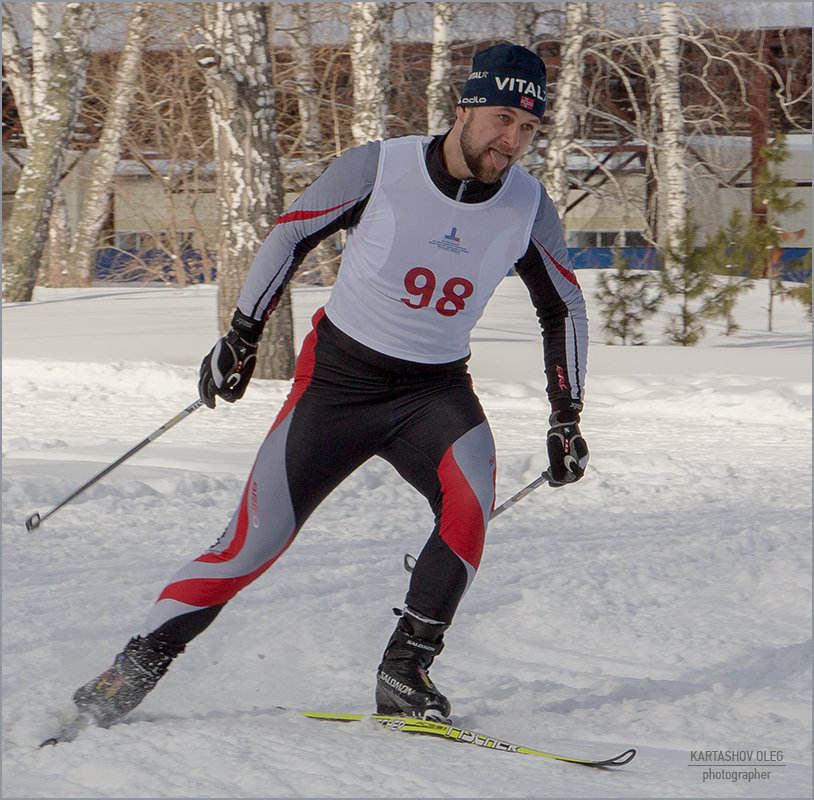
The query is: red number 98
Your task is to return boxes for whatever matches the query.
[401,268,473,317]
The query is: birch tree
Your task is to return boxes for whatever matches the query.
[71,3,150,286]
[28,3,77,282]
[553,3,798,251]
[281,2,324,170]
[29,4,76,280]
[541,2,590,221]
[512,3,539,48]
[652,1,688,262]
[425,2,455,135]
[117,4,216,286]
[2,2,95,302]
[2,4,35,148]
[3,3,77,286]
[276,2,340,285]
[349,1,393,144]
[30,3,51,108]
[196,2,293,380]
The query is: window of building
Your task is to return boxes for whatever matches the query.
[567,230,648,248]
[114,230,195,252]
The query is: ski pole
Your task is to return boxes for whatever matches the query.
[24,398,205,532]
[403,470,553,573]
[488,469,552,520]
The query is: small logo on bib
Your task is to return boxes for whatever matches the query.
[429,226,470,255]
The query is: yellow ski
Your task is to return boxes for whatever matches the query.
[301,711,636,768]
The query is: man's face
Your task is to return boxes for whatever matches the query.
[458,106,540,183]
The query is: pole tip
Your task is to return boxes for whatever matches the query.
[25,513,41,532]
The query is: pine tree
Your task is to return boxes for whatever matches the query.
[786,252,812,320]
[661,215,741,346]
[704,207,765,336]
[595,253,662,345]
[752,134,806,331]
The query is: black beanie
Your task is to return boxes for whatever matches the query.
[458,43,547,121]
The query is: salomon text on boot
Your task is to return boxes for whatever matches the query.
[376,609,451,721]
[72,635,182,727]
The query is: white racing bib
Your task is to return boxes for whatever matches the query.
[325,136,541,363]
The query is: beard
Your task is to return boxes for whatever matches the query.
[459,116,516,183]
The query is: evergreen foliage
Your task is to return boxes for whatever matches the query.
[704,207,764,335]
[701,135,809,333]
[595,253,662,344]
[660,215,741,346]
[752,134,806,331]
[787,252,812,320]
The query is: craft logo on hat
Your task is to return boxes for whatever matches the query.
[458,43,548,121]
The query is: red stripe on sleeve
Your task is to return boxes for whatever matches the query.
[532,236,580,288]
[275,197,361,226]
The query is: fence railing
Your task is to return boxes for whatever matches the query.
[94,246,812,285]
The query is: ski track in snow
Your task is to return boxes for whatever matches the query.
[2,273,811,798]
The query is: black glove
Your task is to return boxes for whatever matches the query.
[198,310,264,408]
[546,408,589,486]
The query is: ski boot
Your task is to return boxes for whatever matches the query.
[73,635,182,727]
[376,610,451,721]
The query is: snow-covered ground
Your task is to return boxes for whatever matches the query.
[2,271,811,798]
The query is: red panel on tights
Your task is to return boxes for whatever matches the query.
[268,307,325,434]
[437,447,485,570]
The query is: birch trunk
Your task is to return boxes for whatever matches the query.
[541,2,589,221]
[45,192,74,286]
[2,6,33,126]
[71,3,150,286]
[3,3,74,287]
[283,2,338,285]
[425,2,455,135]
[2,2,95,302]
[349,2,393,144]
[285,3,323,164]
[36,1,71,286]
[30,3,51,107]
[653,1,687,265]
[512,3,538,48]
[197,2,293,380]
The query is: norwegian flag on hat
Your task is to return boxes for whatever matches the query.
[520,95,534,110]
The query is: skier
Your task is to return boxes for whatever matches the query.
[71,43,589,727]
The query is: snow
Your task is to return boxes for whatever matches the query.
[2,271,811,798]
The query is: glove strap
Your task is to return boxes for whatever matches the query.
[549,407,581,427]
[231,309,264,345]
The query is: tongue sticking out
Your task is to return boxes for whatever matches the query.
[489,149,510,172]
